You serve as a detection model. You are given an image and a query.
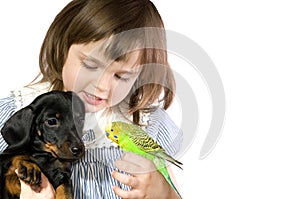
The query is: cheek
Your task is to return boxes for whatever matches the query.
[62,61,86,92]
[110,81,136,105]
[62,60,76,91]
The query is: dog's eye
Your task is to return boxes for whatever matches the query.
[46,118,59,126]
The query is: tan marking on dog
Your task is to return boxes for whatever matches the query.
[5,155,38,197]
[37,130,42,137]
[56,184,72,199]
[5,165,21,196]
[44,143,59,158]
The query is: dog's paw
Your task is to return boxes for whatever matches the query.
[15,158,42,191]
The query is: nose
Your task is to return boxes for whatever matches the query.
[95,71,112,92]
[70,145,85,156]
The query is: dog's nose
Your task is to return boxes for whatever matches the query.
[70,145,84,156]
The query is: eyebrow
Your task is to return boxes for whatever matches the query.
[80,52,106,67]
[116,65,141,75]
[117,69,140,75]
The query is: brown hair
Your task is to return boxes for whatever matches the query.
[37,0,175,123]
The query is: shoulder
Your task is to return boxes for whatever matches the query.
[146,108,183,156]
[0,83,51,152]
[0,95,17,130]
[11,82,51,110]
[0,82,50,129]
[0,95,16,151]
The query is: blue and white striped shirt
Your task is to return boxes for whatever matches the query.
[0,88,183,199]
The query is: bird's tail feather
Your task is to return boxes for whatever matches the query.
[151,151,183,170]
[153,157,183,199]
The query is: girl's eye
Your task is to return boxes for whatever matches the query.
[83,64,98,70]
[115,74,130,82]
[82,61,99,70]
[46,118,59,126]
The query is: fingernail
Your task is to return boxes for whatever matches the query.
[111,170,116,178]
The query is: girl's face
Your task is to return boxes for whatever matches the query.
[62,41,141,113]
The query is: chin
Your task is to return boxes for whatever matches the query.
[84,103,106,113]
[85,106,100,113]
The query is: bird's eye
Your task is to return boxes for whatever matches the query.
[111,128,114,132]
[46,118,59,126]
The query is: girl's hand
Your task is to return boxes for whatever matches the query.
[112,152,179,199]
[16,170,55,199]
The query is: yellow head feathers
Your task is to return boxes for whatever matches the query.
[105,122,120,144]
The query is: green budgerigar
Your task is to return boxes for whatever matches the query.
[105,121,183,199]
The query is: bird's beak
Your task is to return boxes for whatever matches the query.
[105,123,112,137]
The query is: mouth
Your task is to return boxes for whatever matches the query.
[45,146,82,161]
[82,91,105,106]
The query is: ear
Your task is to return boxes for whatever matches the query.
[1,107,35,153]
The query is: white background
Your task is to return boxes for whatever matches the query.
[1,1,300,198]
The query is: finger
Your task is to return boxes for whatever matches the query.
[119,153,156,173]
[111,170,138,188]
[112,185,142,199]
[115,158,145,175]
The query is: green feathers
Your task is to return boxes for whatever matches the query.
[105,121,183,198]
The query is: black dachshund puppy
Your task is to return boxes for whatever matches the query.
[0,91,85,199]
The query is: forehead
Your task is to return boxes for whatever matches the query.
[75,37,142,66]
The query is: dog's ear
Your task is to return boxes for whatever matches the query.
[1,107,34,153]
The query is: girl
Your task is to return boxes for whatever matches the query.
[0,0,182,198]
